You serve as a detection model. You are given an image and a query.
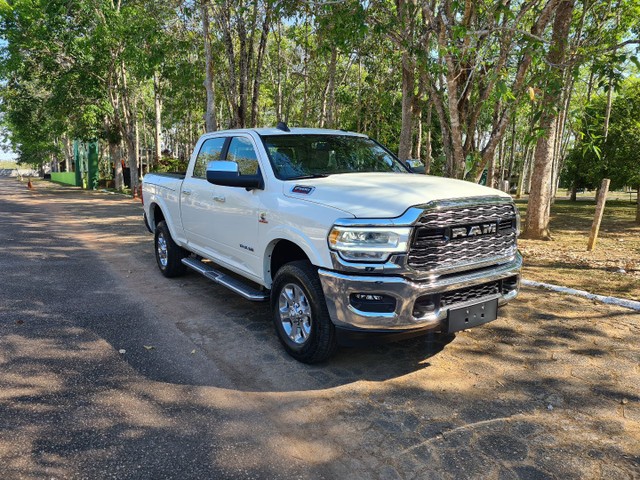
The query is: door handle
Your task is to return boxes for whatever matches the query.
[182,189,192,196]
[213,195,226,203]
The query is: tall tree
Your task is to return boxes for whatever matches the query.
[416,0,560,178]
[201,0,218,132]
[523,0,575,240]
[212,0,273,128]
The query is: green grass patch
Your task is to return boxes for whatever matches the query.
[0,161,18,169]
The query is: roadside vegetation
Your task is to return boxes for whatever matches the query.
[0,160,17,169]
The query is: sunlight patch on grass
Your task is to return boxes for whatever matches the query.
[517,197,640,300]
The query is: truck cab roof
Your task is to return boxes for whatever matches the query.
[209,127,368,138]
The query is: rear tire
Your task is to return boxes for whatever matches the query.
[154,221,188,278]
[271,260,337,363]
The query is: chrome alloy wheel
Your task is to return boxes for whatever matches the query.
[278,283,312,345]
[157,232,168,268]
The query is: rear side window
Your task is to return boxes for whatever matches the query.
[227,137,259,176]
[193,137,226,178]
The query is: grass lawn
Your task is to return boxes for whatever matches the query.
[0,161,18,169]
[517,196,640,300]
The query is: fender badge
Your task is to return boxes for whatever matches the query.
[291,185,315,195]
[259,212,268,224]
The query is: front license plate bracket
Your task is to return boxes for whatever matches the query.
[447,299,498,333]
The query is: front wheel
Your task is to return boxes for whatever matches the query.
[154,221,188,278]
[271,261,337,363]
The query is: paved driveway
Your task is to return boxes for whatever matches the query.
[0,178,638,479]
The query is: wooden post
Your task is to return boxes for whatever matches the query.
[587,178,610,251]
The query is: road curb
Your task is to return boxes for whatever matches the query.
[522,279,640,312]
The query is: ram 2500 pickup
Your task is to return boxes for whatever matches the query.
[142,125,522,363]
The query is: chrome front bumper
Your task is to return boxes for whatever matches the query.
[318,253,522,331]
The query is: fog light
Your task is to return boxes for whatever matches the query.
[501,275,519,294]
[413,295,437,318]
[349,293,396,313]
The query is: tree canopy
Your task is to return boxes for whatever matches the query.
[564,78,640,190]
[0,0,639,227]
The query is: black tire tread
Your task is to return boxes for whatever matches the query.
[155,221,188,278]
[271,260,337,363]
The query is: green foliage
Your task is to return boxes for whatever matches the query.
[0,0,637,189]
[151,154,188,174]
[563,79,640,190]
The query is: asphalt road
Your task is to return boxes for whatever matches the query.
[0,177,638,479]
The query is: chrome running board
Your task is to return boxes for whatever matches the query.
[181,257,268,302]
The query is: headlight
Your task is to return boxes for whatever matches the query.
[514,207,521,237]
[328,226,411,262]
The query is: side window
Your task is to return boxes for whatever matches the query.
[193,137,226,178]
[227,137,259,176]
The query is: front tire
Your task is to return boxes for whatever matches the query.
[271,261,337,363]
[154,221,188,278]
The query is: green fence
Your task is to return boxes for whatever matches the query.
[51,172,79,186]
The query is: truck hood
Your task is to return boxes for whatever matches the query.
[283,172,511,219]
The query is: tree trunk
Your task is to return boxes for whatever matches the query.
[219,5,239,128]
[507,115,517,181]
[516,152,529,199]
[525,116,557,239]
[636,184,640,224]
[125,132,137,192]
[522,0,574,240]
[275,23,283,121]
[118,64,139,192]
[135,112,141,182]
[302,15,310,124]
[237,15,248,128]
[429,80,454,171]
[142,124,149,175]
[153,71,163,168]
[63,135,73,172]
[202,0,218,132]
[444,59,466,178]
[357,54,362,132]
[570,183,577,201]
[250,5,270,127]
[398,51,415,161]
[586,66,595,103]
[550,111,560,203]
[498,136,506,187]
[487,149,496,188]
[424,101,432,174]
[415,105,422,160]
[526,148,534,194]
[108,126,124,190]
[325,46,338,128]
[603,75,614,140]
[552,73,573,203]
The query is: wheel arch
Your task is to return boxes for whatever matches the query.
[264,237,320,287]
[148,202,165,232]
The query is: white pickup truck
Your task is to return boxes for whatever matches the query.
[142,125,522,363]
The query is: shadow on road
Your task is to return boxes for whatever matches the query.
[2,178,639,479]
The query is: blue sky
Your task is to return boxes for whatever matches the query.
[0,151,17,161]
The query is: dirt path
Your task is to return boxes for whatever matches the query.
[1,178,639,479]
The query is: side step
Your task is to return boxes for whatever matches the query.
[181,257,269,302]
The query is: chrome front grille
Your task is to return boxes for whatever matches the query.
[440,282,500,307]
[408,202,517,273]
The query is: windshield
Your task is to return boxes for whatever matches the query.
[260,134,409,180]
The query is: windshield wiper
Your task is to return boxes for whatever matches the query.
[288,173,330,180]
